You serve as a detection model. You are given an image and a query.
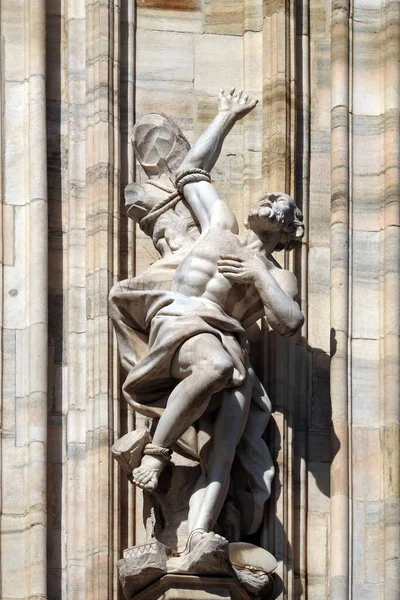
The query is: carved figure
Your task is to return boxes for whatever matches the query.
[110,89,304,596]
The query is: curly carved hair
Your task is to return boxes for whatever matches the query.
[245,192,304,251]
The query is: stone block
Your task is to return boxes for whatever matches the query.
[310,40,331,130]
[3,3,26,81]
[133,574,250,600]
[119,541,170,599]
[137,2,203,34]
[309,0,329,38]
[352,427,381,501]
[4,82,26,205]
[307,245,330,350]
[2,205,14,266]
[0,515,29,597]
[136,29,194,83]
[352,14,382,116]
[195,34,243,93]
[351,339,380,426]
[307,463,330,513]
[353,500,366,583]
[136,80,195,135]
[167,532,231,576]
[204,0,244,36]
[365,501,384,584]
[352,232,380,339]
[307,514,328,578]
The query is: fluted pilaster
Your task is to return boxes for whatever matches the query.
[85,1,121,597]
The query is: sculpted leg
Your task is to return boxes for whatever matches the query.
[131,333,234,491]
[187,366,254,544]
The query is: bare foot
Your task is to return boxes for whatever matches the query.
[131,455,166,491]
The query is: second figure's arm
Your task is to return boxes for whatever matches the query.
[218,254,304,336]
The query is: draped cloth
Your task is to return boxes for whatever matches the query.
[109,264,274,535]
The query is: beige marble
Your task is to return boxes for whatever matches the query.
[0,1,399,599]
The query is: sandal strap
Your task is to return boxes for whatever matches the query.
[181,528,208,556]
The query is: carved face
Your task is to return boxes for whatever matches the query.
[132,113,191,176]
[245,193,304,250]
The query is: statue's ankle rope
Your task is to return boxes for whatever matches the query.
[143,443,172,462]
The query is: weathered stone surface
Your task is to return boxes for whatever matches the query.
[228,542,277,574]
[119,541,170,599]
[1,2,400,600]
[167,533,232,576]
[134,574,250,600]
[232,567,272,599]
[229,543,277,598]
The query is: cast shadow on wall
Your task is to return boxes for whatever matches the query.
[46,3,64,598]
[246,326,337,599]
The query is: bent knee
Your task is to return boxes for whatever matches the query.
[197,356,234,387]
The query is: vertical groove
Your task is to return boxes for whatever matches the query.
[27,0,48,597]
[0,9,4,593]
[330,2,350,599]
[85,1,120,598]
[295,1,310,597]
[119,0,136,555]
[262,0,295,194]
[65,1,87,597]
[112,2,121,595]
[382,1,400,598]
[262,3,297,598]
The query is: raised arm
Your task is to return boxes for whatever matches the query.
[178,88,257,174]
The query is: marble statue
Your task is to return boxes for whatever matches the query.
[109,89,304,599]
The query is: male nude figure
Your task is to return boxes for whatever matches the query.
[110,89,303,545]
[132,186,304,543]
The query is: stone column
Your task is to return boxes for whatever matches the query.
[262,0,296,194]
[0,1,48,598]
[330,2,400,598]
[85,1,121,597]
[330,2,350,599]
[260,5,310,600]
[382,2,400,597]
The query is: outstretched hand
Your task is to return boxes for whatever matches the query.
[218,88,258,120]
[217,253,265,284]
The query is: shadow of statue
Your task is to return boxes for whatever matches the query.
[243,324,339,599]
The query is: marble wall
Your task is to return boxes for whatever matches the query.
[0,1,398,599]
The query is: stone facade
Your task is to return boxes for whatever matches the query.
[0,1,398,600]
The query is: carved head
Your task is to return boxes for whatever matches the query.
[245,192,304,251]
[132,113,191,176]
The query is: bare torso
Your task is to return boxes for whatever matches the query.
[172,228,272,326]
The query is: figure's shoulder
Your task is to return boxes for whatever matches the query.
[266,256,299,299]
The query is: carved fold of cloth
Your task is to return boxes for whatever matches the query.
[111,281,247,411]
[110,273,274,535]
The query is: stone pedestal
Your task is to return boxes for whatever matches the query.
[118,541,171,598]
[119,538,277,599]
[133,575,251,600]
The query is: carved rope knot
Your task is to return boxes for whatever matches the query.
[175,168,211,193]
[143,443,172,462]
[139,168,212,234]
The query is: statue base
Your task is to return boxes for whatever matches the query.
[118,538,276,599]
[118,541,171,599]
[133,574,251,600]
